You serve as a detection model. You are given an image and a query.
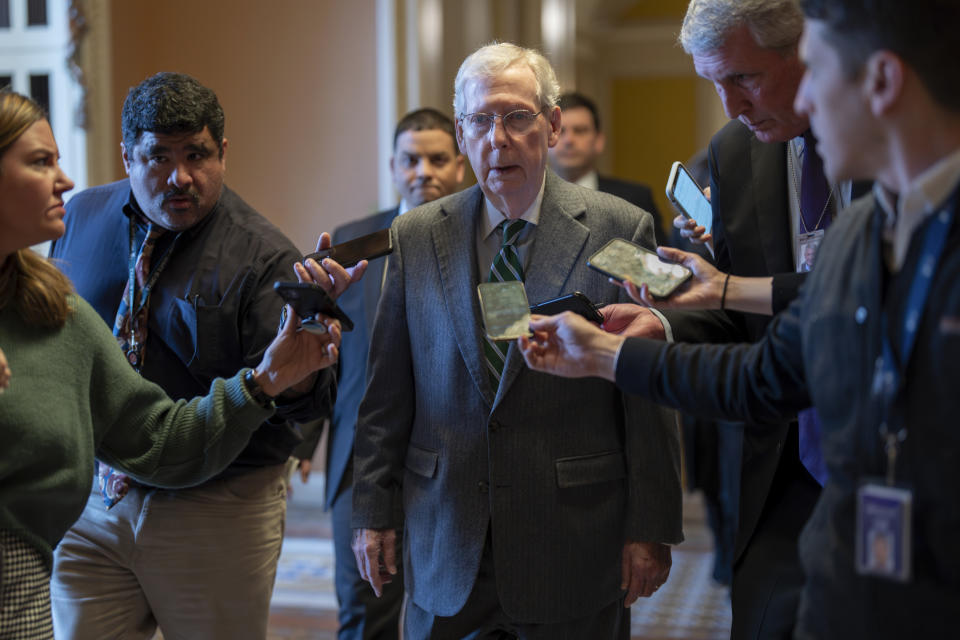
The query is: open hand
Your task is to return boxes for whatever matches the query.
[295,231,368,299]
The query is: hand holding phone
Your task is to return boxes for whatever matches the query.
[273,281,355,331]
[587,238,692,298]
[529,291,604,324]
[304,228,392,268]
[666,161,713,235]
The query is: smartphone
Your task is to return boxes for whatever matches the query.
[304,228,393,268]
[273,281,355,331]
[666,161,713,235]
[477,281,532,341]
[586,238,692,298]
[529,291,604,324]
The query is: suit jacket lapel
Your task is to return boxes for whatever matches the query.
[495,172,590,402]
[431,187,494,405]
[362,208,398,337]
[751,137,794,274]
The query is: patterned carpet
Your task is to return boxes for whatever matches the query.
[267,480,732,639]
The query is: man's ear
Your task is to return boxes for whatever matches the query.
[121,142,131,175]
[219,138,229,168]
[546,106,562,147]
[865,50,904,117]
[594,131,606,156]
[455,119,467,155]
[455,153,466,183]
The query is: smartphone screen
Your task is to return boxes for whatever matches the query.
[477,281,532,341]
[305,228,392,268]
[666,161,713,234]
[586,238,692,298]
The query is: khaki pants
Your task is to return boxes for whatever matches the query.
[51,465,287,640]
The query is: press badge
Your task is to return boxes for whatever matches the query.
[797,230,825,272]
[855,481,912,582]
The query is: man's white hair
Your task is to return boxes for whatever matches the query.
[453,42,560,116]
[679,0,804,57]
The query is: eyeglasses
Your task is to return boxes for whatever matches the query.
[459,110,544,139]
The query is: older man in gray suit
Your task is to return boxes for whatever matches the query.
[350,43,682,638]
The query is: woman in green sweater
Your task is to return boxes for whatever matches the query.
[0,90,342,638]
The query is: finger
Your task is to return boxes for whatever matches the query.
[623,280,643,305]
[321,258,352,297]
[671,214,687,230]
[281,304,299,334]
[362,540,384,597]
[352,536,370,582]
[527,314,559,330]
[655,246,686,263]
[315,231,333,252]
[638,284,661,307]
[381,531,398,576]
[293,261,315,284]
[348,260,369,283]
[299,460,311,483]
[624,572,644,606]
[302,258,335,292]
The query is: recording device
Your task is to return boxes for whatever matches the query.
[586,238,692,298]
[477,281,532,341]
[304,228,393,268]
[666,161,713,235]
[528,291,604,324]
[273,281,354,332]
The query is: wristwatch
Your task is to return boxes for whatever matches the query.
[243,369,274,408]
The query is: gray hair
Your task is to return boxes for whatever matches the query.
[679,0,804,57]
[453,42,560,116]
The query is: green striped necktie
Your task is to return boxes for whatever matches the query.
[482,219,527,388]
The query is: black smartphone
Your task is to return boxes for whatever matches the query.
[273,281,354,331]
[304,228,393,268]
[529,291,604,324]
[666,161,713,235]
[586,238,692,298]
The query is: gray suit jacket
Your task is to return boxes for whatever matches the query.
[352,170,683,623]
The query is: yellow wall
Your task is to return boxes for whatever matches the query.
[611,76,700,233]
[108,0,379,253]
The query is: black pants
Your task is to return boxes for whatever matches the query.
[403,527,627,640]
[731,426,821,640]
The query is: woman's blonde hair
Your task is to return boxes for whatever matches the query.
[0,90,73,329]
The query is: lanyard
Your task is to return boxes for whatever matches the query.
[876,200,955,483]
[125,217,179,319]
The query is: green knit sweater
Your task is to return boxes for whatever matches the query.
[0,295,274,566]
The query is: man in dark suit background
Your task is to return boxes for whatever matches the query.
[548,92,668,245]
[668,0,868,636]
[326,107,463,639]
[521,1,960,635]
[350,42,681,638]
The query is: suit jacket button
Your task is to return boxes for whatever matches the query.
[478,481,489,494]
[489,420,501,432]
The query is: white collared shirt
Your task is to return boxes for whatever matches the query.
[874,147,960,272]
[574,170,599,191]
[476,174,546,278]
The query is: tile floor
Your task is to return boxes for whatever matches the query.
[267,477,732,639]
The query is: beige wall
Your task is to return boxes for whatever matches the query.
[108,0,379,253]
